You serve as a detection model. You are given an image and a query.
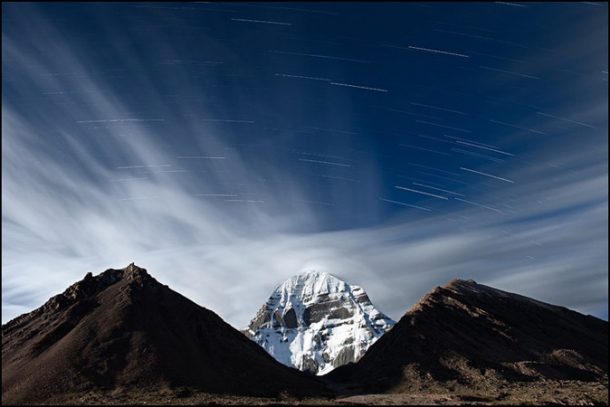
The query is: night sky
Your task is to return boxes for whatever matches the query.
[2,2,608,327]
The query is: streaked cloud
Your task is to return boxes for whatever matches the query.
[2,3,607,330]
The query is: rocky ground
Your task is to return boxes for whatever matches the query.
[39,380,608,405]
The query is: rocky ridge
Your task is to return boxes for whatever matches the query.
[327,278,608,395]
[1,264,330,404]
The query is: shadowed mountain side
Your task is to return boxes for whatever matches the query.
[326,279,608,394]
[1,264,330,404]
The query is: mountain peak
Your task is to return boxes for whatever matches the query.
[246,271,395,375]
[2,264,156,330]
[440,278,481,295]
[296,269,332,280]
[277,269,346,299]
[125,261,138,273]
[2,264,330,403]
[292,268,336,281]
[299,268,327,275]
[327,278,608,397]
[410,279,512,313]
[445,277,477,287]
[121,262,152,284]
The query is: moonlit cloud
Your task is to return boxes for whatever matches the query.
[2,3,607,328]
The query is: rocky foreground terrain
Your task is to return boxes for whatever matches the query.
[2,264,608,405]
[24,380,609,405]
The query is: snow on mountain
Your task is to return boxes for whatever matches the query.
[244,270,395,375]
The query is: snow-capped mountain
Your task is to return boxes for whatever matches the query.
[244,270,395,375]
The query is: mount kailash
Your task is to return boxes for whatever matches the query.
[244,270,395,375]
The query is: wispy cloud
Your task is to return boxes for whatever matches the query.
[2,3,607,329]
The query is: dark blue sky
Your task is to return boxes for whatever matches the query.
[2,2,608,327]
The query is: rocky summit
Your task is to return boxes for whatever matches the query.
[1,264,329,404]
[244,270,394,375]
[327,278,608,399]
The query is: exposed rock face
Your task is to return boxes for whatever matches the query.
[327,279,608,393]
[245,270,395,375]
[1,264,329,404]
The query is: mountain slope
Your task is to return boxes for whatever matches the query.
[245,270,394,375]
[327,279,608,394]
[1,264,329,404]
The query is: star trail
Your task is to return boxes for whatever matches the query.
[2,2,608,328]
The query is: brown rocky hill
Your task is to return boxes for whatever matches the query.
[1,264,330,404]
[326,279,608,395]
